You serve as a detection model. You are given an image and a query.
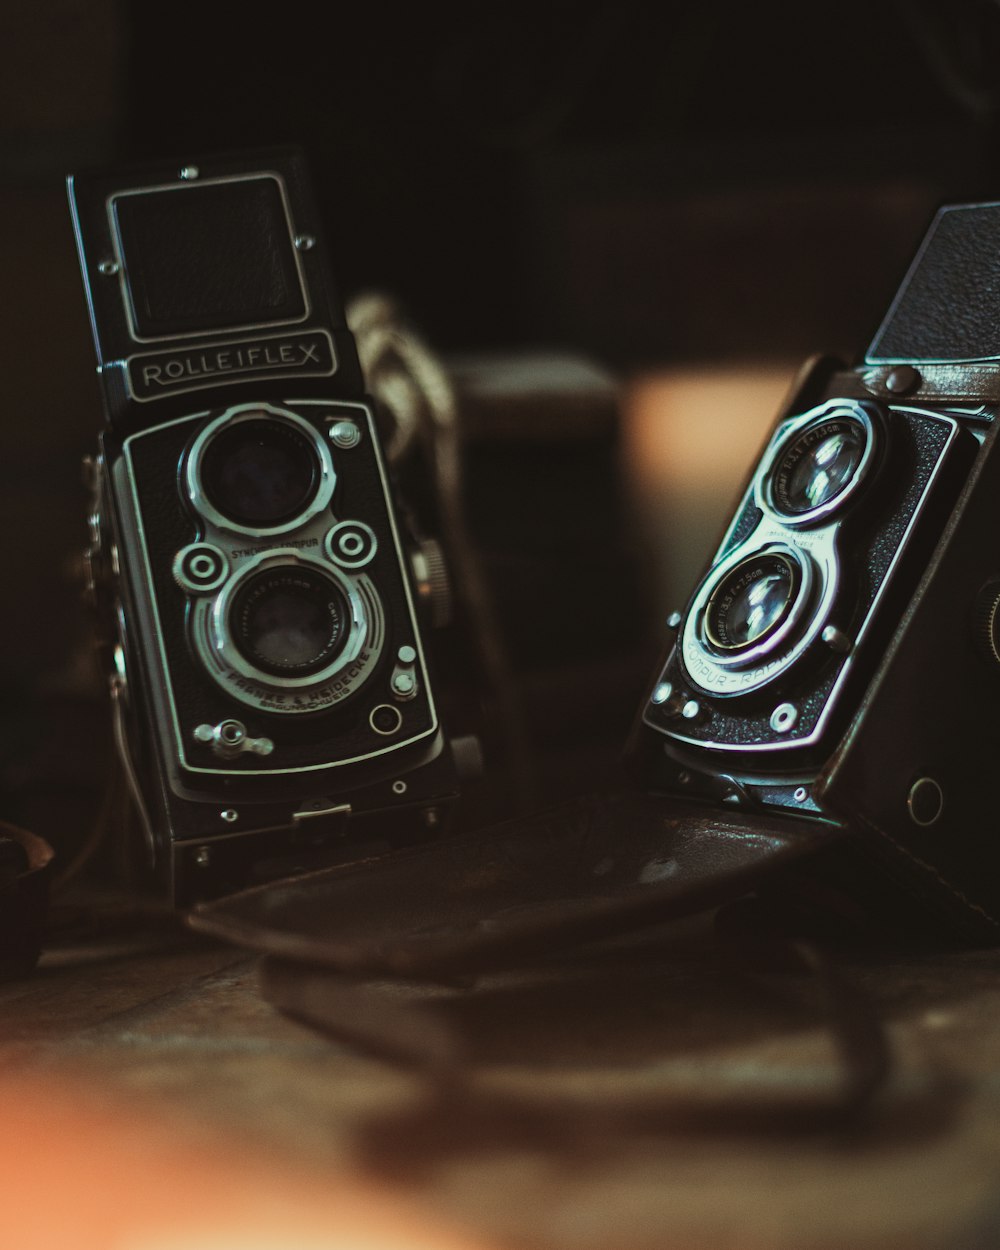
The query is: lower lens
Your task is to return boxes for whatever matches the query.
[230,566,349,677]
[770,417,867,517]
[199,416,320,527]
[704,551,799,653]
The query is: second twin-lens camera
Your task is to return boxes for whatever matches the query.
[634,200,1000,937]
[69,149,460,905]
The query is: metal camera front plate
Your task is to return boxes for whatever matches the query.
[678,400,878,696]
[646,403,963,754]
[119,399,440,778]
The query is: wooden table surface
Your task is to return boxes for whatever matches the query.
[3,892,1000,1250]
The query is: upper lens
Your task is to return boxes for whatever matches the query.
[199,417,320,527]
[704,550,800,654]
[230,565,349,678]
[769,416,868,519]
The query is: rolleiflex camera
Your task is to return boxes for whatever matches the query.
[68,149,459,905]
[630,201,1000,941]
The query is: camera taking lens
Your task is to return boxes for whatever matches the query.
[703,550,800,654]
[230,565,349,677]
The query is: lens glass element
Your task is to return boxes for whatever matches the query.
[771,418,867,517]
[704,551,799,653]
[199,418,320,527]
[230,566,349,677]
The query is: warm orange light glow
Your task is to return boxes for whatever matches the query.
[622,365,796,617]
[0,1073,492,1250]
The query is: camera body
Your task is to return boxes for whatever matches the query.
[632,202,1000,939]
[69,149,459,905]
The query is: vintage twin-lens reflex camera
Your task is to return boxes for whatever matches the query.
[68,149,460,905]
[631,201,1000,939]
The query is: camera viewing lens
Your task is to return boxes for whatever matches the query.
[770,417,868,517]
[230,565,349,677]
[704,551,800,653]
[199,417,320,527]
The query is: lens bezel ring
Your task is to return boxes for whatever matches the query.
[702,547,805,659]
[188,548,386,713]
[227,562,353,679]
[758,401,881,528]
[185,403,336,537]
[681,541,829,696]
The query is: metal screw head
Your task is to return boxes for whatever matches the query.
[220,809,239,824]
[97,260,120,276]
[651,681,673,705]
[329,419,362,449]
[391,779,408,795]
[179,165,200,180]
[294,234,316,251]
[821,625,852,654]
[392,672,416,696]
[885,365,921,395]
[793,786,808,802]
[666,611,683,630]
[194,846,212,867]
[681,699,701,720]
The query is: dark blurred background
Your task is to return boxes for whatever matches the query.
[4,0,1000,860]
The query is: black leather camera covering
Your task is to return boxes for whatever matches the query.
[819,414,1000,942]
[867,201,1000,364]
[114,177,306,336]
[189,788,839,976]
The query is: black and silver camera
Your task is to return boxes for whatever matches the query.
[631,201,1000,940]
[188,201,1000,980]
[68,148,460,905]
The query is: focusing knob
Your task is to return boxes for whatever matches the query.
[410,539,452,628]
[975,576,1000,666]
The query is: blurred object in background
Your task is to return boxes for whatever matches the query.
[450,351,655,807]
[623,366,798,621]
[352,294,654,814]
